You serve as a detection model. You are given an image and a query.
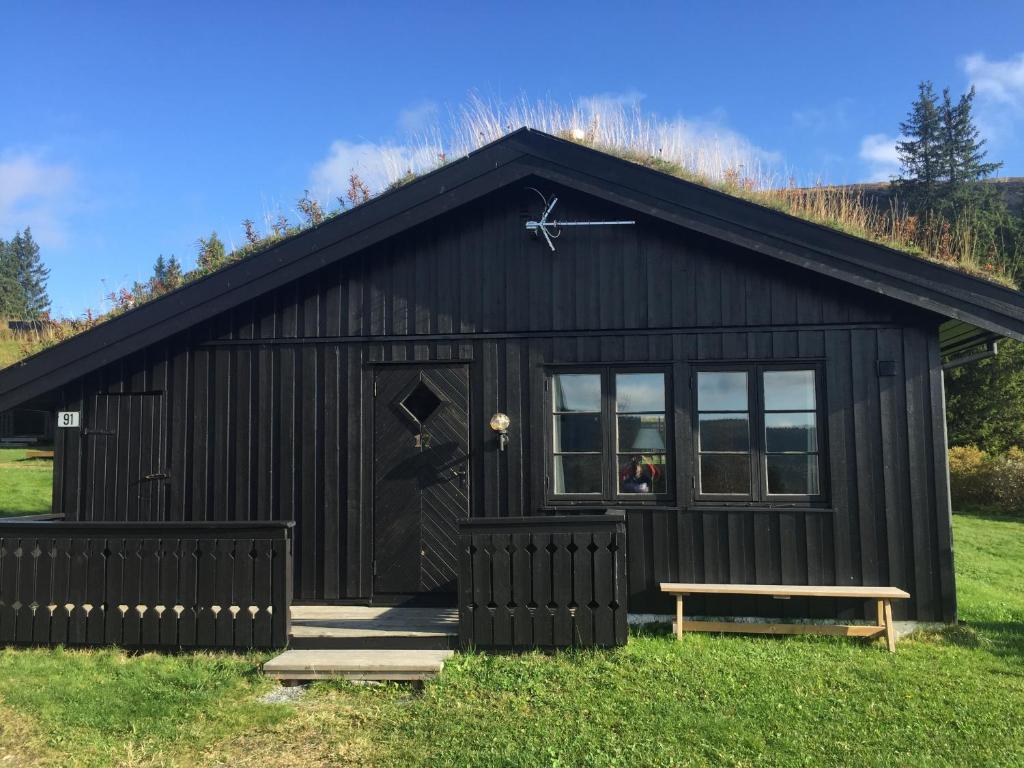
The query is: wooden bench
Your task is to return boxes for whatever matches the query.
[23,450,54,459]
[659,583,912,652]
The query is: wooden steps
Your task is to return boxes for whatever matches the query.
[270,607,459,680]
[289,605,458,650]
[263,649,454,681]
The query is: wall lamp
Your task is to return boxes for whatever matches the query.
[489,412,511,451]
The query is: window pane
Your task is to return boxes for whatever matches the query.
[765,412,818,453]
[764,370,815,411]
[697,371,747,411]
[698,413,750,452]
[553,374,601,412]
[619,454,667,494]
[553,414,601,453]
[618,414,667,451]
[767,454,820,495]
[700,454,750,494]
[616,373,665,413]
[554,455,602,494]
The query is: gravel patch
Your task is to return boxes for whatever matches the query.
[260,684,307,704]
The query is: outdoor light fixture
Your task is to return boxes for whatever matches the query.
[489,412,511,451]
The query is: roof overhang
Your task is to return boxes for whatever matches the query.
[1,128,1022,411]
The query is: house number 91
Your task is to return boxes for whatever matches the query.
[57,411,80,428]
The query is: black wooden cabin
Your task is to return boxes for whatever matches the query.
[2,129,1022,624]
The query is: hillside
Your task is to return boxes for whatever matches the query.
[846,177,1024,217]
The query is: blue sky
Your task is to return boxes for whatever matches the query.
[2,2,1023,317]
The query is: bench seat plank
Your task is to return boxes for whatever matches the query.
[674,621,886,638]
[660,583,910,652]
[660,583,910,600]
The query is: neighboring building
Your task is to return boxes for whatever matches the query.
[0,407,52,442]
[0,129,1021,622]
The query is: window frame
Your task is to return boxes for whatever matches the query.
[693,368,757,502]
[550,371,605,497]
[692,362,828,505]
[545,365,674,505]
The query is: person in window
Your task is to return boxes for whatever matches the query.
[621,455,659,493]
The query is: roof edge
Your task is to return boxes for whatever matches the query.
[1,128,1022,411]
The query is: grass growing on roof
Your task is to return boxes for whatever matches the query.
[0,514,1020,766]
[0,446,53,516]
[3,98,1019,373]
[0,334,26,369]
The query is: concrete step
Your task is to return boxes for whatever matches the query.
[263,649,455,682]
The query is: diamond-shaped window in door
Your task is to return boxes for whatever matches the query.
[398,379,443,426]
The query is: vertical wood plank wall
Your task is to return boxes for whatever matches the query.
[50,187,956,620]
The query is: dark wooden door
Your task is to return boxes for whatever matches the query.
[81,393,166,521]
[373,365,470,595]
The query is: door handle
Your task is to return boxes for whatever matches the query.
[450,468,467,488]
[144,472,169,481]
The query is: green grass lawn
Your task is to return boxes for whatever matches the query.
[0,514,1021,767]
[0,446,53,516]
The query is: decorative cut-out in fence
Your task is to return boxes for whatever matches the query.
[0,521,293,649]
[459,513,628,650]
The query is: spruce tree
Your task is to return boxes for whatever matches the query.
[196,232,227,272]
[896,81,943,212]
[133,255,185,301]
[152,255,168,284]
[940,86,1002,213]
[164,256,184,289]
[1,229,50,319]
[0,237,21,318]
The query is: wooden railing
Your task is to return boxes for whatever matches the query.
[458,513,628,650]
[0,521,293,649]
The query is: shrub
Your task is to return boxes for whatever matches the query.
[949,445,1024,515]
[946,339,1024,454]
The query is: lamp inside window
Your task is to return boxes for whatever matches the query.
[616,373,667,494]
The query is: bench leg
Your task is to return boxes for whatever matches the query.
[877,599,885,629]
[883,599,896,652]
[675,596,684,640]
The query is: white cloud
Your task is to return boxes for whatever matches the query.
[577,89,646,112]
[663,114,783,176]
[597,95,785,183]
[398,100,440,135]
[311,92,785,203]
[963,52,1024,110]
[792,99,852,133]
[568,93,782,177]
[0,150,75,246]
[858,133,900,181]
[310,139,439,201]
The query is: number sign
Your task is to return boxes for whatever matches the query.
[57,411,80,428]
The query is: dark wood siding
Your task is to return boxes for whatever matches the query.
[50,185,956,620]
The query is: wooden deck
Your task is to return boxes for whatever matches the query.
[289,605,459,650]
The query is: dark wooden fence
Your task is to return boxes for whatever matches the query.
[0,521,293,649]
[458,513,627,650]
